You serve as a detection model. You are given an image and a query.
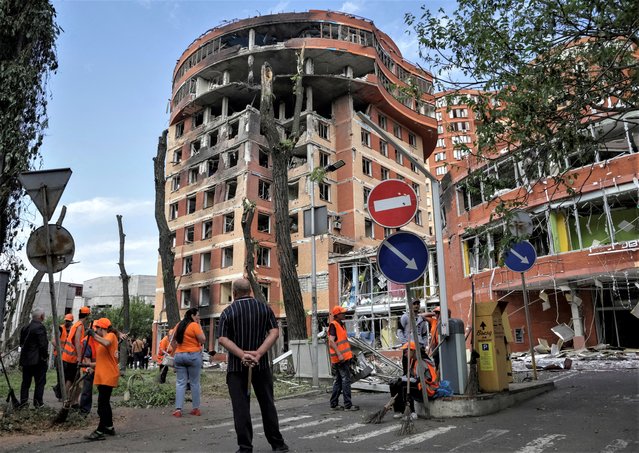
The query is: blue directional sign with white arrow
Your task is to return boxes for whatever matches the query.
[504,240,537,273]
[377,231,429,284]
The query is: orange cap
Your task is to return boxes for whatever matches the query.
[64,314,74,322]
[80,306,91,315]
[93,318,111,329]
[332,306,347,316]
[401,341,417,350]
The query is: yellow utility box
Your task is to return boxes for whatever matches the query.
[474,300,510,392]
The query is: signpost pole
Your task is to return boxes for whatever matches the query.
[520,272,538,380]
[41,188,67,401]
[406,284,430,416]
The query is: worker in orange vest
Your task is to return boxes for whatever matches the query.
[390,341,440,419]
[328,306,358,411]
[61,306,91,405]
[156,329,174,384]
[52,313,74,400]
[426,307,451,369]
[79,321,99,414]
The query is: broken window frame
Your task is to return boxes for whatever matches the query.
[199,286,210,307]
[186,195,197,214]
[257,212,270,233]
[223,212,235,233]
[362,157,372,176]
[256,246,271,267]
[204,186,215,208]
[225,178,237,200]
[319,182,330,201]
[202,220,212,240]
[182,255,193,275]
[258,179,271,201]
[184,225,195,244]
[221,246,234,268]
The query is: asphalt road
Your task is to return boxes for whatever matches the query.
[4,368,638,452]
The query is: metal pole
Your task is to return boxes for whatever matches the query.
[406,284,430,416]
[520,272,537,380]
[41,188,67,400]
[308,145,319,388]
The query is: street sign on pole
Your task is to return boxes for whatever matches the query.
[504,240,537,273]
[367,179,417,229]
[377,231,428,284]
[18,168,72,220]
[26,225,75,273]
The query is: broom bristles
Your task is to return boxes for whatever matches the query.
[364,394,396,424]
[397,400,415,435]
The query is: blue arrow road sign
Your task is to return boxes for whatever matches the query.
[504,240,537,273]
[377,231,429,284]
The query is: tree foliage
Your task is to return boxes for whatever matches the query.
[407,0,638,234]
[96,298,154,340]
[0,0,59,264]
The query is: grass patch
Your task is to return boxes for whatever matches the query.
[0,366,315,413]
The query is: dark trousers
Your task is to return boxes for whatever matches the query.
[227,367,285,452]
[158,364,169,383]
[133,352,144,369]
[80,371,94,413]
[20,362,47,407]
[96,385,113,432]
[330,360,352,408]
[389,378,423,413]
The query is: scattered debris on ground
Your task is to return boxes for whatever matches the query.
[0,405,89,436]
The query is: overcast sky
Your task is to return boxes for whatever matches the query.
[25,0,443,284]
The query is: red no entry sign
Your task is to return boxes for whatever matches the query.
[367,179,418,228]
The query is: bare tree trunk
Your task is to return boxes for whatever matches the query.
[116,214,130,372]
[5,270,44,352]
[259,51,308,340]
[241,199,267,304]
[154,130,180,328]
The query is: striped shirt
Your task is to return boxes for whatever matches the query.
[217,296,278,372]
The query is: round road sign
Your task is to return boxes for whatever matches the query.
[377,231,429,284]
[367,179,417,228]
[26,225,75,273]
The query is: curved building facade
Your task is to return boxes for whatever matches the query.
[154,11,438,352]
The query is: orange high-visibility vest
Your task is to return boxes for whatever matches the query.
[53,324,69,357]
[62,320,85,363]
[411,358,439,397]
[329,320,353,364]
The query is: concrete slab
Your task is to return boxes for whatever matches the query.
[419,380,555,418]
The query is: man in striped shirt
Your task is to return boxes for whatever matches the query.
[218,278,289,453]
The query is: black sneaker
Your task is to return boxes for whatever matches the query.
[85,430,105,441]
[330,405,344,411]
[345,405,360,411]
[272,444,289,452]
[103,427,116,436]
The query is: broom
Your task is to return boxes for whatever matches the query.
[398,362,415,435]
[0,353,20,411]
[364,394,396,424]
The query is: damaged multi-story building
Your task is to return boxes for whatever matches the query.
[153,10,440,352]
[429,90,639,352]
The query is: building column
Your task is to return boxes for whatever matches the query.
[221,96,229,119]
[569,288,585,349]
[248,28,255,50]
[305,86,313,113]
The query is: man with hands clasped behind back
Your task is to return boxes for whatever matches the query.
[217,278,288,453]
